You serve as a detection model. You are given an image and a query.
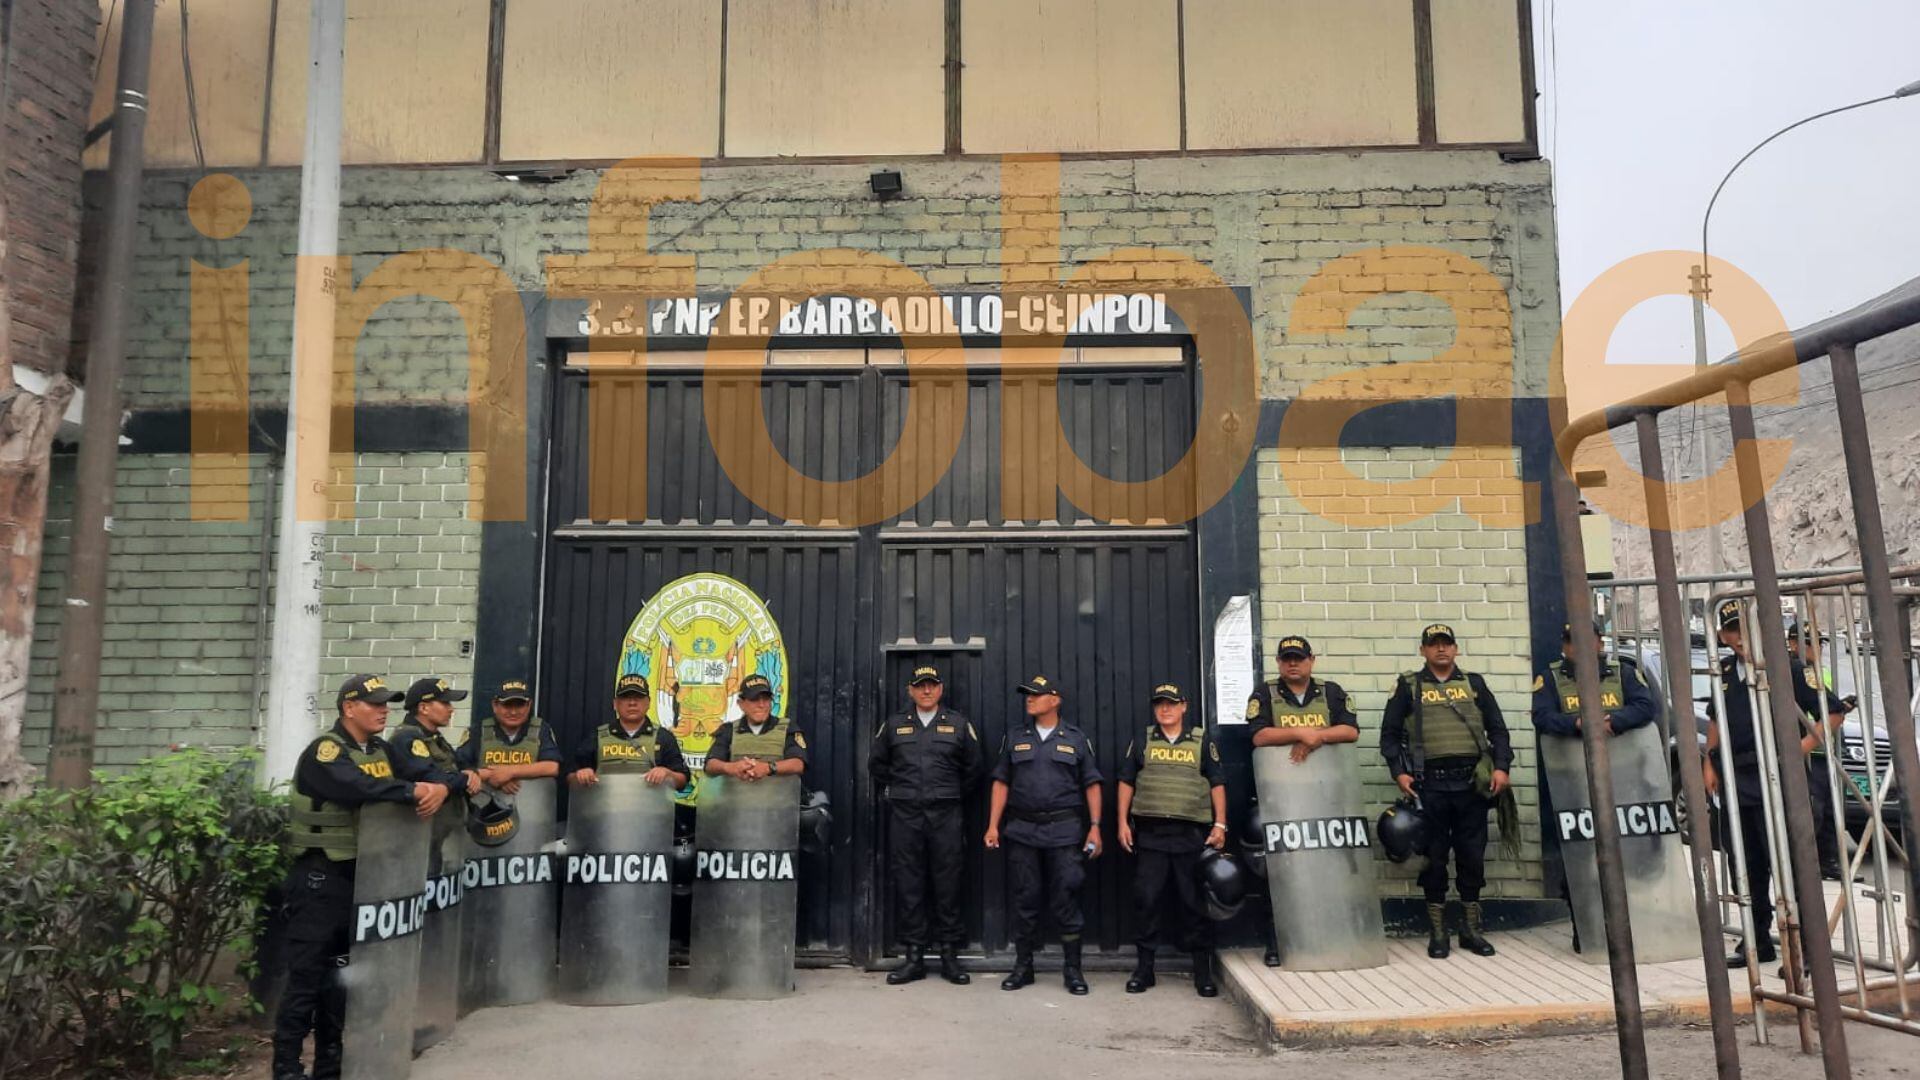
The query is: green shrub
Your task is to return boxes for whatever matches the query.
[0,751,290,1078]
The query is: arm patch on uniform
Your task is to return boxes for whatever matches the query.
[967,723,978,741]
[1804,668,1818,689]
[1532,674,1545,692]
[316,740,340,763]
[1245,696,1261,720]
[411,740,430,758]
[794,732,807,749]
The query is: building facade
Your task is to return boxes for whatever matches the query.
[30,0,1576,960]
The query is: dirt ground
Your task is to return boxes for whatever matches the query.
[210,967,1920,1080]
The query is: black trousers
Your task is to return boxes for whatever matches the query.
[1722,796,1776,940]
[1005,841,1086,948]
[889,801,966,948]
[1809,756,1841,869]
[1131,845,1210,952]
[1417,786,1490,904]
[273,854,353,1078]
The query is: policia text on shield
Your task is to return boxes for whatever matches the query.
[274,675,453,1080]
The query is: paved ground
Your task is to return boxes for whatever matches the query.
[393,968,1918,1080]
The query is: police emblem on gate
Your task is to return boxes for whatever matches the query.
[618,572,789,806]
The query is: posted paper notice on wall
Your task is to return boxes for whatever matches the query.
[1214,595,1254,725]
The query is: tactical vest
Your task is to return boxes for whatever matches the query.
[732,717,790,762]
[1404,671,1483,762]
[1129,724,1212,825]
[408,719,459,773]
[1266,680,1333,728]
[480,717,545,767]
[290,733,393,861]
[597,723,658,774]
[1552,665,1625,723]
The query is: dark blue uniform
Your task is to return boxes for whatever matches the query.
[273,728,420,1080]
[992,721,1102,948]
[1709,653,1835,941]
[871,706,982,950]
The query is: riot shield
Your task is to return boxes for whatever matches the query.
[412,802,465,1053]
[1253,745,1388,971]
[688,775,799,998]
[458,777,559,1011]
[343,802,430,1080]
[558,774,676,1004]
[1540,722,1699,963]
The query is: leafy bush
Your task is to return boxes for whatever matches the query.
[0,751,289,1078]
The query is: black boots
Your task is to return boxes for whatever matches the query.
[1459,902,1497,957]
[938,946,970,985]
[1263,925,1281,967]
[1727,937,1777,969]
[887,946,928,985]
[1062,939,1089,995]
[1001,948,1035,990]
[1426,902,1451,959]
[1126,947,1156,993]
[1193,950,1218,998]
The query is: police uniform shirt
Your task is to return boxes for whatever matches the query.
[1711,653,1832,767]
[1246,678,1359,732]
[1378,668,1513,777]
[1117,720,1224,852]
[292,723,417,835]
[706,716,810,765]
[388,717,468,793]
[454,717,563,770]
[870,707,982,803]
[569,719,691,776]
[1530,656,1659,737]
[991,721,1102,848]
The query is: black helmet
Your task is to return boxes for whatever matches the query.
[1376,797,1429,864]
[1237,805,1269,879]
[671,836,696,897]
[1196,848,1249,921]
[466,790,519,848]
[799,790,832,854]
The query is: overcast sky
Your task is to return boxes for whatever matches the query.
[1535,0,1920,369]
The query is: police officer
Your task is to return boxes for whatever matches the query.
[389,677,482,798]
[1531,620,1659,739]
[1245,635,1359,964]
[1117,682,1225,997]
[705,673,808,780]
[1704,600,1845,967]
[568,673,691,790]
[273,675,451,1080]
[1786,621,1851,881]
[457,678,563,792]
[1379,623,1512,960]
[985,674,1102,995]
[871,664,982,986]
[1532,620,1659,950]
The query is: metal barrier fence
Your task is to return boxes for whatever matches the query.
[1551,285,1920,1080]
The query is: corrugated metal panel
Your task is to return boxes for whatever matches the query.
[542,358,1198,958]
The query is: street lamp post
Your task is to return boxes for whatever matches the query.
[1686,79,1920,580]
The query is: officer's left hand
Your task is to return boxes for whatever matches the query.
[1488,769,1510,796]
[1206,824,1227,850]
[1289,741,1317,764]
[462,770,483,795]
[497,777,523,795]
[1118,821,1135,853]
[643,766,674,786]
[1083,827,1103,860]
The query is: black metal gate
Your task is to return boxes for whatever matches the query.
[538,349,1200,961]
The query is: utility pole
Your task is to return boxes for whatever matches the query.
[1688,263,1725,582]
[46,0,156,788]
[261,0,346,786]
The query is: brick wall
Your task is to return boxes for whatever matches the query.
[34,148,1560,778]
[26,451,478,768]
[2,0,99,373]
[1256,445,1541,898]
